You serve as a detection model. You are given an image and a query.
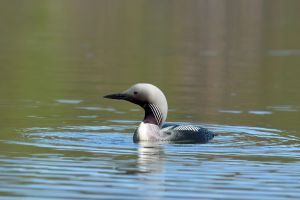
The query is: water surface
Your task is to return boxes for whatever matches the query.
[0,1,300,199]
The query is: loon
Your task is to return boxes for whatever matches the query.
[104,83,215,143]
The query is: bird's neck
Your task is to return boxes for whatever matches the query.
[143,103,164,126]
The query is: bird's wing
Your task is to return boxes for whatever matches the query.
[160,124,215,143]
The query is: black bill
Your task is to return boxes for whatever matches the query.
[103,93,128,100]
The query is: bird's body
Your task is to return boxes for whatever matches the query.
[104,83,215,144]
[133,122,214,143]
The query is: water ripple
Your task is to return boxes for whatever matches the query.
[1,122,300,200]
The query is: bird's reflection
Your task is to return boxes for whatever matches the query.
[137,142,165,173]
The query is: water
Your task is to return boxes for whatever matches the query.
[1,1,300,199]
[1,122,300,199]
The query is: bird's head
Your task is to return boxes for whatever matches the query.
[104,83,168,125]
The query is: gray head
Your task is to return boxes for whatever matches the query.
[104,83,168,126]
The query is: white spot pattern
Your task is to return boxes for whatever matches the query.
[173,125,200,132]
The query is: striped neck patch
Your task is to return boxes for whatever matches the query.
[149,103,163,125]
[143,103,163,126]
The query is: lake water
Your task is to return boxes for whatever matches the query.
[1,1,300,199]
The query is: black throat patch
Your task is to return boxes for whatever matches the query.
[143,104,163,126]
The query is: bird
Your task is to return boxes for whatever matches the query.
[104,83,216,143]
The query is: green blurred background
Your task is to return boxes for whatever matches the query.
[0,0,299,138]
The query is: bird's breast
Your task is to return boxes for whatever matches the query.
[134,122,161,141]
